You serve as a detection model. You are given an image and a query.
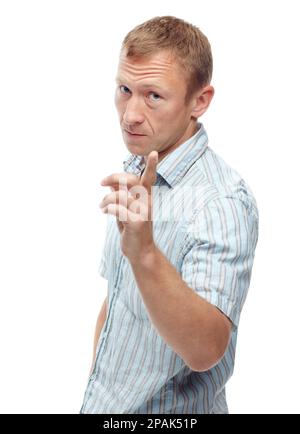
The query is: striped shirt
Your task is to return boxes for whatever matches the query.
[79,122,259,414]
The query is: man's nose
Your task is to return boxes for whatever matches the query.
[123,97,145,125]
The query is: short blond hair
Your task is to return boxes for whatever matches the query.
[121,16,213,104]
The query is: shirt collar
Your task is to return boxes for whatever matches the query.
[122,121,208,188]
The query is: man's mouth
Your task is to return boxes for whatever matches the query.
[124,129,146,136]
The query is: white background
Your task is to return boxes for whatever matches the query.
[0,0,299,414]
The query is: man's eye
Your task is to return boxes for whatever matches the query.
[149,92,161,101]
[120,85,130,94]
[119,86,161,101]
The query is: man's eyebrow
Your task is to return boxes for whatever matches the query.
[115,77,166,90]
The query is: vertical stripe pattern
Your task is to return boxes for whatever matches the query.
[79,122,259,414]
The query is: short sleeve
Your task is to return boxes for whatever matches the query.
[180,196,259,329]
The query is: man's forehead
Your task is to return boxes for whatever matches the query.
[116,51,184,89]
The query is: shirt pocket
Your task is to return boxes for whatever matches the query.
[152,218,189,271]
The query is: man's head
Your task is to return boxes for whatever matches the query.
[115,16,214,162]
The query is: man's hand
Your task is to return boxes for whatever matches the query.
[99,151,158,264]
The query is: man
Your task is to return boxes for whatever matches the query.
[80,16,259,414]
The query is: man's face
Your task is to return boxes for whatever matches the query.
[115,49,199,162]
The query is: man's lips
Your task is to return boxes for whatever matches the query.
[124,129,146,136]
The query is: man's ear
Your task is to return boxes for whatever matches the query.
[190,85,215,118]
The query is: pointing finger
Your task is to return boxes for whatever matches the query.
[140,151,158,191]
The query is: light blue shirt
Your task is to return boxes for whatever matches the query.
[80,122,259,414]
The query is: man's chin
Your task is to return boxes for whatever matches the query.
[124,141,147,156]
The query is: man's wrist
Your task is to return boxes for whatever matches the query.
[128,243,159,270]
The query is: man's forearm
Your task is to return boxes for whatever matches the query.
[89,296,107,375]
[129,246,231,372]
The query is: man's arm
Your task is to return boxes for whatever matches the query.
[89,295,107,375]
[129,248,232,373]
